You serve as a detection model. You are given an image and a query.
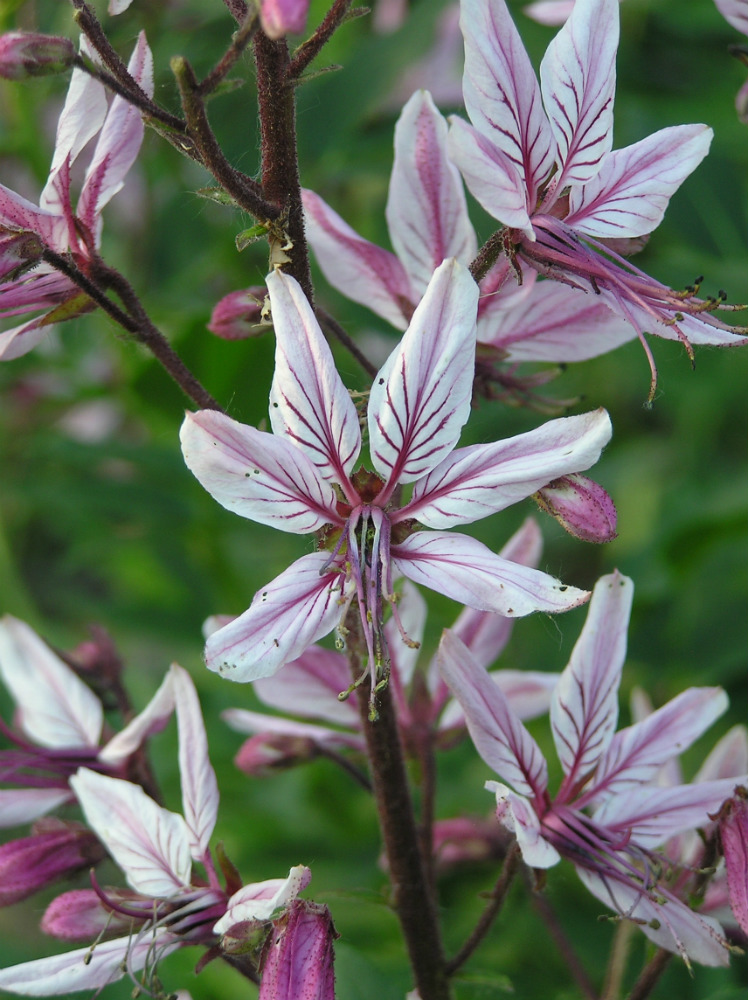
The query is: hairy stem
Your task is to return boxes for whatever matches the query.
[197,10,260,96]
[287,0,356,80]
[470,228,508,284]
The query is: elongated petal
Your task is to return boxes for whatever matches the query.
[216,865,311,933]
[551,573,632,795]
[98,668,176,766]
[368,258,479,486]
[576,867,730,966]
[460,0,555,206]
[0,616,102,750]
[171,665,219,860]
[180,410,338,534]
[0,789,73,829]
[267,270,361,485]
[0,934,178,996]
[488,783,561,867]
[441,671,559,730]
[70,769,192,895]
[222,708,361,749]
[714,0,748,34]
[0,185,67,248]
[385,579,428,689]
[539,0,618,189]
[302,188,414,329]
[394,532,589,615]
[77,32,153,232]
[438,631,548,798]
[401,408,611,528]
[386,90,476,296]
[566,125,713,238]
[592,687,729,801]
[695,725,748,783]
[594,778,747,848]
[253,646,359,728]
[205,554,349,682]
[719,788,748,936]
[447,118,533,234]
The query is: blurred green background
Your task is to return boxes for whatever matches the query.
[1,0,747,997]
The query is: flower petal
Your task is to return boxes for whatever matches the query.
[488,782,561,867]
[205,554,350,682]
[539,0,618,189]
[0,616,103,750]
[267,270,361,486]
[394,532,589,615]
[180,410,339,534]
[551,572,632,796]
[172,665,219,861]
[368,258,479,487]
[386,90,476,296]
[216,865,311,933]
[401,408,611,528]
[253,646,358,727]
[98,668,176,766]
[0,789,73,829]
[438,631,548,798]
[70,769,192,895]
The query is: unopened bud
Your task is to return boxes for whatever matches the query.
[42,888,137,941]
[0,32,76,80]
[235,733,320,776]
[0,231,44,282]
[208,288,269,340]
[432,816,507,872]
[259,900,337,1000]
[717,786,748,936]
[260,0,310,39]
[534,473,617,543]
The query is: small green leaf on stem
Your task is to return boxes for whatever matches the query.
[236,223,270,250]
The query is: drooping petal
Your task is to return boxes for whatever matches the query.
[70,769,192,896]
[180,410,339,534]
[539,0,618,190]
[98,668,176,766]
[267,270,361,486]
[172,665,219,861]
[394,532,589,616]
[368,258,479,488]
[591,687,729,801]
[216,865,311,933]
[77,32,153,233]
[400,408,611,528]
[460,0,555,207]
[222,708,361,750]
[0,789,73,829]
[551,572,632,797]
[253,646,360,728]
[438,631,548,799]
[204,554,350,683]
[386,90,477,296]
[0,185,67,248]
[0,616,103,750]
[302,188,415,329]
[487,782,561,867]
[565,125,712,239]
[447,118,534,234]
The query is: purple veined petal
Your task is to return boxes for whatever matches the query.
[216,865,311,933]
[302,188,415,330]
[252,645,359,728]
[590,687,729,802]
[0,615,103,750]
[0,184,67,249]
[447,118,534,235]
[551,572,632,798]
[459,0,555,206]
[171,665,219,861]
[386,90,477,296]
[694,725,748,783]
[70,768,192,896]
[481,279,634,362]
[205,553,351,683]
[0,933,180,996]
[394,531,589,615]
[368,258,479,488]
[222,708,361,750]
[575,866,730,967]
[719,789,748,936]
[714,0,748,34]
[401,408,612,529]
[267,270,361,487]
[0,313,56,362]
[441,670,559,730]
[0,789,73,829]
[77,32,153,232]
[98,668,176,766]
[476,257,535,331]
[593,777,748,849]
[438,631,548,798]
[539,0,618,191]
[487,782,561,867]
[180,410,339,534]
[566,124,713,239]
[386,579,429,692]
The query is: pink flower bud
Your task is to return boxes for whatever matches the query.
[259,900,337,1000]
[534,473,617,543]
[0,231,44,281]
[41,889,129,941]
[207,288,269,340]
[432,816,507,872]
[235,733,321,776]
[260,0,310,40]
[717,786,748,936]
[0,32,76,80]
[0,820,106,906]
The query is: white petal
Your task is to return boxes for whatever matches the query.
[368,258,479,486]
[253,646,360,728]
[70,769,192,896]
[173,665,219,860]
[0,789,73,829]
[180,410,338,534]
[0,616,102,750]
[216,865,311,934]
[98,668,176,766]
[487,782,561,867]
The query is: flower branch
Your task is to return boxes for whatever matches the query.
[287,0,358,81]
[196,10,260,97]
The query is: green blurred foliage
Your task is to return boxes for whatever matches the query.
[1,0,747,997]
